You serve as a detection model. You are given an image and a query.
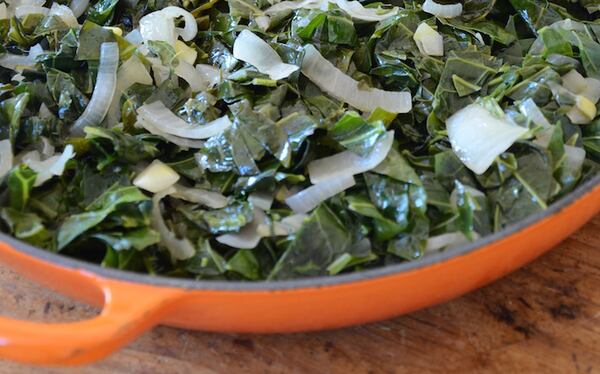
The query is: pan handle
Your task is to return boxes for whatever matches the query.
[0,277,185,366]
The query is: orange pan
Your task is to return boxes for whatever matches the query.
[0,174,598,366]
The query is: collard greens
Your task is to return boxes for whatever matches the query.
[0,0,598,281]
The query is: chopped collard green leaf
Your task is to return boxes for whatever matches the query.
[0,0,597,280]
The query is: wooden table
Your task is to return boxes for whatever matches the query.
[0,215,598,373]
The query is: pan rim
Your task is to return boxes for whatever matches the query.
[1,173,599,292]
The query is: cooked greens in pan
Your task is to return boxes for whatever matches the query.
[0,0,598,280]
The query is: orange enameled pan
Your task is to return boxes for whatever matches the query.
[0,174,598,366]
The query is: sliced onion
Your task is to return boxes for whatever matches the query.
[137,119,206,149]
[286,175,356,213]
[0,3,7,19]
[174,61,206,92]
[422,0,462,18]
[564,145,586,173]
[169,184,228,209]
[533,127,554,148]
[106,54,152,125]
[425,232,473,253]
[69,0,89,18]
[301,45,411,113]
[124,29,144,45]
[195,64,223,89]
[216,208,267,249]
[254,15,270,30]
[38,103,53,119]
[265,0,327,16]
[15,5,48,17]
[546,54,580,68]
[562,70,587,94]
[248,191,274,210]
[140,11,177,45]
[49,3,78,27]
[332,0,397,22]
[0,139,13,178]
[447,103,528,175]
[139,6,197,46]
[137,101,232,139]
[22,144,75,187]
[581,78,600,104]
[264,0,395,22]
[161,6,198,42]
[175,40,197,65]
[233,30,299,80]
[71,42,119,135]
[133,160,180,193]
[567,107,591,125]
[413,22,444,57]
[149,58,171,86]
[518,98,551,128]
[0,43,43,71]
[152,187,196,260]
[552,19,587,32]
[308,131,394,184]
[256,213,308,237]
[38,136,55,157]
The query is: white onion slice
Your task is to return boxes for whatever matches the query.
[133,160,180,193]
[422,0,462,18]
[22,144,75,186]
[248,191,274,210]
[286,175,356,213]
[447,103,528,175]
[0,43,43,71]
[152,187,196,260]
[49,3,78,27]
[124,29,144,45]
[161,6,198,42]
[425,232,471,252]
[546,54,580,68]
[195,64,223,89]
[0,139,13,179]
[0,3,7,19]
[256,213,308,237]
[413,22,444,57]
[333,0,397,22]
[106,54,152,125]
[39,103,53,119]
[169,184,228,209]
[38,136,55,157]
[194,65,221,90]
[265,0,327,15]
[15,5,48,17]
[140,11,177,45]
[562,70,587,94]
[139,6,197,46]
[174,61,206,92]
[233,30,299,80]
[137,101,232,140]
[308,131,394,184]
[71,42,119,135]
[301,45,411,113]
[581,78,600,104]
[564,145,586,173]
[216,208,267,249]
[137,119,206,149]
[69,0,88,18]
[518,98,551,128]
[264,0,395,22]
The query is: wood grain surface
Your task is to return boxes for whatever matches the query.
[0,215,598,373]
